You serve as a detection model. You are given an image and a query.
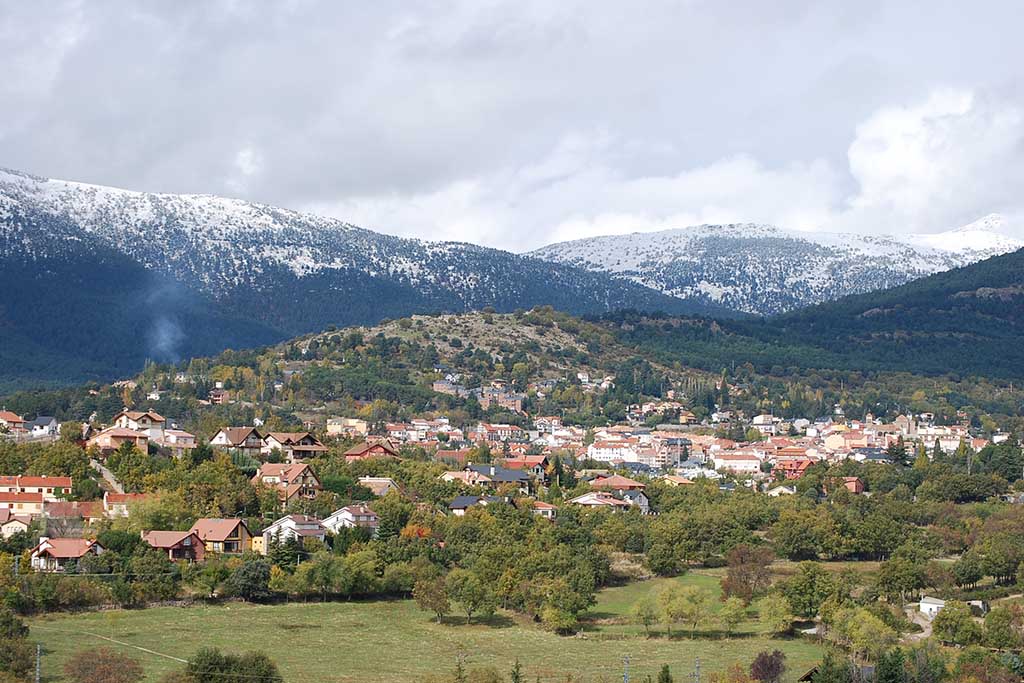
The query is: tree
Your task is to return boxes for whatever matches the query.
[984,607,1021,650]
[811,653,853,683]
[0,607,32,680]
[63,648,144,683]
[750,650,786,683]
[720,596,748,637]
[875,557,926,604]
[781,562,836,619]
[632,594,660,635]
[721,545,774,604]
[663,585,712,638]
[414,576,450,623]
[953,552,983,589]
[510,659,523,683]
[446,569,496,624]
[875,648,907,683]
[756,594,793,636]
[225,558,271,602]
[183,647,283,683]
[933,601,983,646]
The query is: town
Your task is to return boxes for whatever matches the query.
[2,309,1023,682]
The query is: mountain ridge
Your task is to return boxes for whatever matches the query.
[531,219,1024,314]
[0,167,728,390]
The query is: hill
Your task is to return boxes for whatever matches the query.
[532,218,1023,314]
[0,168,731,390]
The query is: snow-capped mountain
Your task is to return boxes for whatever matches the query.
[531,220,1024,314]
[0,167,723,388]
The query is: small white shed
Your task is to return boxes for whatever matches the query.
[919,596,946,620]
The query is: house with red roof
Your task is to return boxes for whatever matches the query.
[86,427,149,454]
[344,439,400,463]
[590,474,646,491]
[0,410,26,433]
[103,492,150,517]
[0,509,32,539]
[31,537,105,572]
[0,475,72,501]
[774,458,816,480]
[251,462,322,506]
[189,518,252,554]
[112,409,166,439]
[141,530,205,562]
[531,500,557,520]
[261,432,328,462]
[0,492,45,517]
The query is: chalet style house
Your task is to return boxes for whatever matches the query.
[251,463,322,506]
[344,439,400,463]
[189,518,252,554]
[210,427,264,459]
[261,432,328,462]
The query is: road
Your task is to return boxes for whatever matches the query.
[90,458,124,494]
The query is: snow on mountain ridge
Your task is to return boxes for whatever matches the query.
[531,219,1023,314]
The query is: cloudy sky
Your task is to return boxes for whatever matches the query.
[2,1,1022,251]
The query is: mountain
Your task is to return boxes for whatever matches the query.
[532,219,1024,315]
[0,168,730,390]
[604,247,1024,381]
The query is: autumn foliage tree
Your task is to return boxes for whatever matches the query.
[721,544,774,604]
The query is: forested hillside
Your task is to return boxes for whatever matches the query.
[605,248,1024,382]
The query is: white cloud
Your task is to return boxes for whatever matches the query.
[3,3,1024,249]
[842,89,1024,233]
[310,87,1024,250]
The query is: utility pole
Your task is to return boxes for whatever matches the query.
[690,658,701,683]
[623,655,630,683]
[35,643,41,683]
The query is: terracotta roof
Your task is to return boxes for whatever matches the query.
[531,501,557,510]
[590,474,646,490]
[0,411,25,423]
[34,537,101,559]
[252,462,310,482]
[0,509,32,526]
[189,518,248,542]
[45,501,103,519]
[0,492,44,503]
[344,439,399,457]
[141,530,198,548]
[105,492,149,505]
[0,475,73,489]
[94,427,147,438]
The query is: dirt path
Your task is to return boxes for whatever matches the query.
[905,605,931,641]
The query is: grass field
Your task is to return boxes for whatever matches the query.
[28,575,822,683]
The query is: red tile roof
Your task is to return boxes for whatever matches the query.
[189,518,249,542]
[34,537,101,559]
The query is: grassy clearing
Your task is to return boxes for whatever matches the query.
[30,593,822,683]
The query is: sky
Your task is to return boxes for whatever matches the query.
[1,1,1023,252]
